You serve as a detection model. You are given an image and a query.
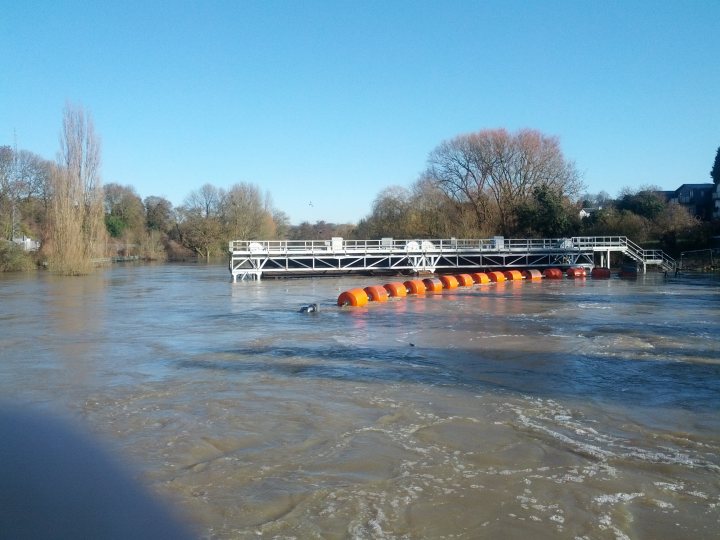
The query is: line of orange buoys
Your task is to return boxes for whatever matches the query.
[337,267,609,307]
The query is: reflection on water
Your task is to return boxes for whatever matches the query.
[1,265,719,538]
[49,274,108,391]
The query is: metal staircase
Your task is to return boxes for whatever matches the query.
[622,238,676,273]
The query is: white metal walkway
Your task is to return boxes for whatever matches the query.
[228,236,675,281]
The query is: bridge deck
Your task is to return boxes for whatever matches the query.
[229,236,674,281]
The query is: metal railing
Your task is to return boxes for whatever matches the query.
[229,236,637,255]
[228,236,676,279]
[622,238,676,271]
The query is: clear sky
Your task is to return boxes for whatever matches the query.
[2,1,718,225]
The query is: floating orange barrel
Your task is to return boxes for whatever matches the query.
[487,271,506,283]
[591,267,611,279]
[567,267,587,278]
[383,282,408,297]
[503,270,523,281]
[439,275,459,289]
[422,278,444,292]
[404,279,427,295]
[543,268,564,279]
[455,274,474,287]
[337,288,369,307]
[364,285,389,302]
[523,269,543,281]
[471,272,491,284]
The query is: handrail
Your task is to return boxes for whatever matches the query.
[230,236,634,254]
[229,235,678,279]
[228,235,675,270]
[617,237,675,271]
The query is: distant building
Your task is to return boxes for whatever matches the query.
[12,235,40,251]
[579,206,601,219]
[714,183,720,219]
[660,183,715,221]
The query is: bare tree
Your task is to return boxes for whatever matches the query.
[272,209,291,239]
[425,134,492,229]
[46,104,107,274]
[177,182,276,260]
[425,129,583,236]
[220,182,275,239]
[14,150,52,201]
[176,210,223,261]
[366,186,413,238]
[184,183,221,219]
[0,146,17,240]
[0,146,13,188]
[354,179,476,239]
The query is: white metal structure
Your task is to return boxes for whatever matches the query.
[228,236,675,281]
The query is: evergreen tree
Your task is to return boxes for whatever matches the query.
[516,184,579,237]
[711,146,720,185]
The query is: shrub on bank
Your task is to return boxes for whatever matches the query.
[0,242,36,272]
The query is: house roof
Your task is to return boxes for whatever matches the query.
[675,183,714,191]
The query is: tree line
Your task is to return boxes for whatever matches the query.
[1,107,717,274]
[355,130,715,252]
[0,104,358,272]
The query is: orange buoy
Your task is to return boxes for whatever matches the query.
[522,269,543,281]
[337,288,369,307]
[543,268,564,279]
[422,278,443,292]
[455,274,474,287]
[471,272,491,284]
[404,279,427,295]
[364,285,389,302]
[567,267,587,278]
[383,282,408,297]
[503,270,523,281]
[487,271,506,283]
[591,267,611,279]
[439,275,459,289]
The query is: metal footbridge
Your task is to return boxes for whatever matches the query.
[229,236,675,281]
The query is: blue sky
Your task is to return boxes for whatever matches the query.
[2,1,718,225]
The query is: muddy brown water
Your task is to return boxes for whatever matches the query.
[1,264,718,538]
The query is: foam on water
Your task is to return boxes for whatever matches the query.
[506,396,720,473]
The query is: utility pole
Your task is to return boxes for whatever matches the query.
[10,130,20,241]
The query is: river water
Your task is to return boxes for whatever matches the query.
[0,264,718,539]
